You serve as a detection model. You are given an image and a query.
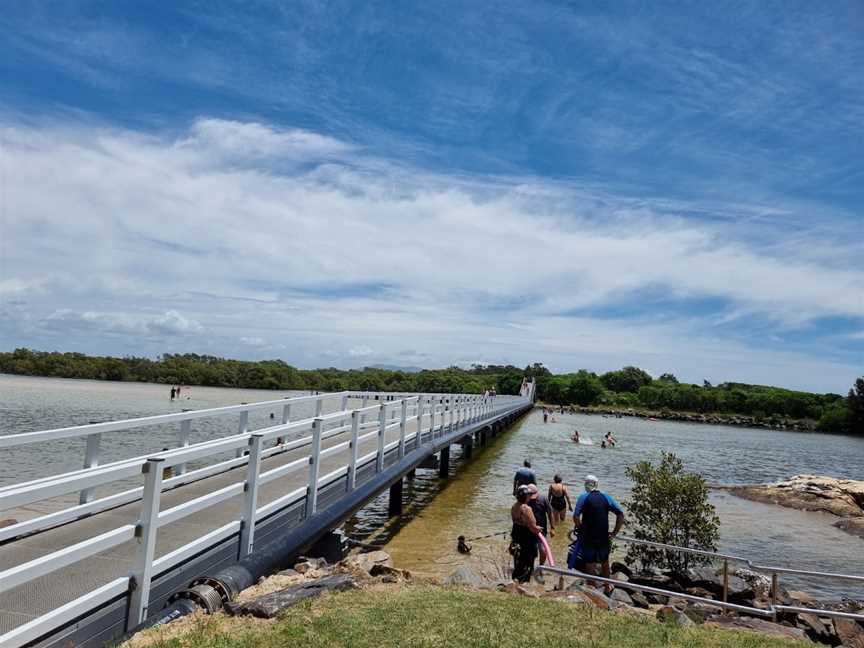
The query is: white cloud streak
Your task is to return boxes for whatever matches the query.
[0,117,861,391]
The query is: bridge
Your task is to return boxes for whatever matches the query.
[0,384,535,648]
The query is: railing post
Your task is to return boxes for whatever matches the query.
[377,404,386,472]
[128,457,165,630]
[239,434,264,558]
[176,414,192,476]
[306,418,324,519]
[722,559,729,612]
[360,395,369,426]
[398,400,408,458]
[79,432,102,504]
[429,397,436,440]
[340,393,349,429]
[281,400,291,424]
[348,410,360,490]
[771,572,779,622]
[315,397,324,417]
[235,406,249,458]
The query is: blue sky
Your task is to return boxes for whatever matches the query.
[0,1,862,392]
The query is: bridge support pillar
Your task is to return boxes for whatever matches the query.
[439,446,450,477]
[389,478,403,516]
[406,468,416,480]
[480,428,488,446]
[463,437,473,459]
[306,529,348,564]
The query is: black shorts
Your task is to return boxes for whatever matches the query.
[581,542,611,563]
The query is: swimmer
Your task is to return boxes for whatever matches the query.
[571,430,581,444]
[604,431,616,447]
[457,535,472,554]
[601,440,607,449]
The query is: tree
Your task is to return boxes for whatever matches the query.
[818,400,851,433]
[848,378,864,436]
[568,370,605,406]
[600,366,653,393]
[657,373,679,384]
[624,453,720,574]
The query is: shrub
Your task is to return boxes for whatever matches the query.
[624,452,720,574]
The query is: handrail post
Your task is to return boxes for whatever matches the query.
[722,559,729,613]
[399,400,408,458]
[239,434,264,558]
[305,418,324,519]
[235,406,249,458]
[340,393,349,429]
[429,397,436,441]
[79,432,102,504]
[360,395,369,427]
[128,457,165,630]
[771,572,779,622]
[377,404,386,472]
[281,401,291,424]
[348,410,360,490]
[176,415,191,476]
[315,396,324,417]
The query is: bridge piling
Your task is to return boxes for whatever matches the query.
[388,478,403,516]
[439,446,450,477]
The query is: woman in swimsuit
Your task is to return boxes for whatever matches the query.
[547,474,572,524]
[511,486,541,582]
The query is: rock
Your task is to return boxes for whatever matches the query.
[380,574,398,584]
[668,597,688,610]
[683,603,715,625]
[656,605,694,627]
[686,587,715,600]
[340,550,392,574]
[735,568,772,599]
[630,571,685,593]
[566,582,616,610]
[293,557,327,574]
[835,618,864,647]
[610,561,633,578]
[225,575,357,618]
[729,476,864,539]
[834,518,864,539]
[787,590,817,606]
[609,588,633,606]
[444,566,486,588]
[705,616,809,642]
[612,572,629,583]
[630,590,651,609]
[797,612,833,644]
[277,568,301,578]
[370,564,412,580]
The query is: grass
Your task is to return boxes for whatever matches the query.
[134,586,807,648]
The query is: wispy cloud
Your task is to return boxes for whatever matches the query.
[0,117,861,391]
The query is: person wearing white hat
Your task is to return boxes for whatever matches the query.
[572,474,625,593]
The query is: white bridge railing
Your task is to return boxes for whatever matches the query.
[0,385,533,647]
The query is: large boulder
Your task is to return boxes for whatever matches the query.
[444,566,486,588]
[340,550,392,574]
[796,612,834,645]
[834,617,864,648]
[705,616,810,642]
[656,605,694,627]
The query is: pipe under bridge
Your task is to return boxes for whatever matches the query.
[0,383,535,648]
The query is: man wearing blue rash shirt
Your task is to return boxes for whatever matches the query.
[572,474,625,593]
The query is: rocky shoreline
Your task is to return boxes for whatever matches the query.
[725,475,864,539]
[133,549,864,647]
[548,404,817,432]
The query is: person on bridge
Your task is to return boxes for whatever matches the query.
[572,474,625,594]
[510,485,541,582]
[513,460,536,495]
[548,474,572,524]
[526,484,555,566]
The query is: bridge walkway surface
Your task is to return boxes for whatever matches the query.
[0,387,535,648]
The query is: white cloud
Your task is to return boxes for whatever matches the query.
[0,117,861,391]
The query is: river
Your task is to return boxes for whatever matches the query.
[2,374,862,599]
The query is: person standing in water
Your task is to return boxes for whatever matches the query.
[513,460,536,495]
[572,474,625,594]
[548,474,572,524]
[526,484,555,567]
[511,485,541,582]
[170,386,176,400]
[571,430,580,444]
[604,431,616,447]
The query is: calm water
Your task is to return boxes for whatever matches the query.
[378,409,864,599]
[2,375,863,598]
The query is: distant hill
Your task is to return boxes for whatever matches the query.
[365,364,424,373]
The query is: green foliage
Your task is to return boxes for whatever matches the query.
[818,400,851,433]
[848,378,864,435]
[624,452,720,574]
[600,366,653,393]
[0,349,531,396]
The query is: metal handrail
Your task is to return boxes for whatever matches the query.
[536,565,864,623]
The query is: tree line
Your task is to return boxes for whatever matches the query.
[1,349,861,435]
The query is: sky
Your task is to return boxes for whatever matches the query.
[0,1,862,393]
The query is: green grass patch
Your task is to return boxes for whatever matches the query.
[140,586,806,648]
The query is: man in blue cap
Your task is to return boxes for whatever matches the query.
[572,474,625,593]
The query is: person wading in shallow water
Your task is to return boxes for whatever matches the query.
[548,474,572,525]
[512,460,536,495]
[510,485,541,583]
[572,474,625,594]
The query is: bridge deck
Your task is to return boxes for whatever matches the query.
[0,414,422,634]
